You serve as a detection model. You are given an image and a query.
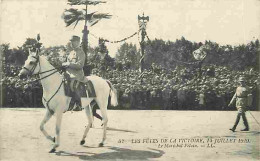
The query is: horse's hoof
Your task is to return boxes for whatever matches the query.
[99,143,104,147]
[53,137,56,143]
[49,148,56,153]
[80,140,85,145]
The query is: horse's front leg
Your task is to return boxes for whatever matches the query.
[80,99,93,145]
[49,111,63,153]
[40,110,55,142]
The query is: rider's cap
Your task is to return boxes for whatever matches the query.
[70,35,80,42]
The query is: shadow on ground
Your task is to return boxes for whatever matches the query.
[201,130,260,139]
[55,147,165,160]
[93,127,138,133]
[234,131,260,135]
[107,127,138,133]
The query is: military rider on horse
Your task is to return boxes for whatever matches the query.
[62,35,86,109]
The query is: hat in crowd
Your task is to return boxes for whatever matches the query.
[70,35,80,42]
[238,77,246,82]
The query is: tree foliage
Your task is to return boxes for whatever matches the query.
[139,37,259,71]
[115,43,140,70]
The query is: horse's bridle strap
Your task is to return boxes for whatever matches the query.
[21,56,62,85]
[23,66,31,72]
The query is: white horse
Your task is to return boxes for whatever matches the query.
[18,51,118,153]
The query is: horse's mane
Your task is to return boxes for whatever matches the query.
[39,55,58,70]
[40,55,48,61]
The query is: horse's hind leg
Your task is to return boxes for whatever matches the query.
[95,98,108,147]
[80,98,93,145]
[40,110,55,142]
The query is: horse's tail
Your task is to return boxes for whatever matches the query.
[106,80,118,107]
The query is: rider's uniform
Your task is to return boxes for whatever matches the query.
[65,45,85,82]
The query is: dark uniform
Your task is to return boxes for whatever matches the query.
[229,77,251,132]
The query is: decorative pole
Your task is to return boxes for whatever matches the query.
[138,13,149,73]
[0,45,4,107]
[82,4,88,65]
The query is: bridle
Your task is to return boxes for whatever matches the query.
[22,52,62,82]
[21,51,64,115]
[22,55,40,76]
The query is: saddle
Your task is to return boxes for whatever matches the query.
[63,72,96,98]
[63,72,96,111]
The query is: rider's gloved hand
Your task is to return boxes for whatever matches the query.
[61,62,70,71]
[62,62,70,67]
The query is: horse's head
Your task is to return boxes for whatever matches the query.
[18,50,40,79]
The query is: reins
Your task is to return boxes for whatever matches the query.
[22,55,65,115]
[20,68,61,85]
[42,79,64,115]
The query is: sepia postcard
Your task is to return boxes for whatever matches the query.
[0,0,259,160]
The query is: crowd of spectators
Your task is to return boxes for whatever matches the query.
[1,63,259,110]
[1,64,42,107]
[93,63,259,110]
